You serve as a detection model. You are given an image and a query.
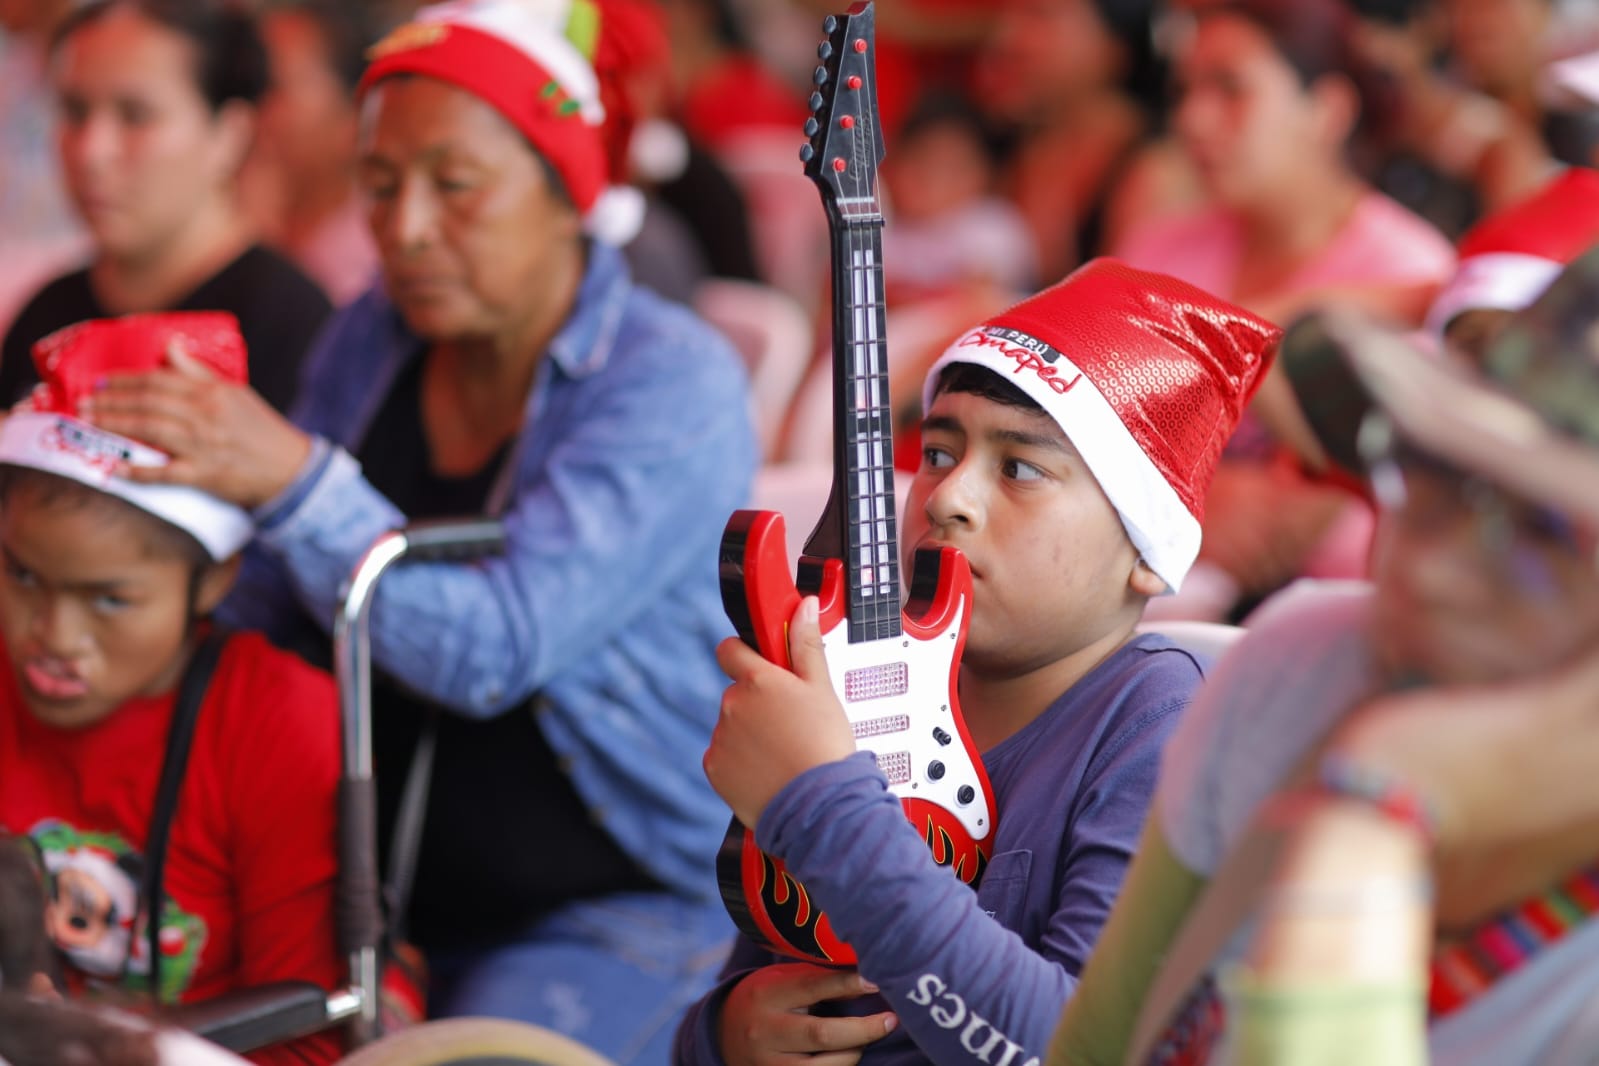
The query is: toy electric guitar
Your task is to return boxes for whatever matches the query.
[715,1,997,966]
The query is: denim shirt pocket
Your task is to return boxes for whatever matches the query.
[975,849,1033,932]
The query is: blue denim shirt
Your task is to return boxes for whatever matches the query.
[223,242,757,901]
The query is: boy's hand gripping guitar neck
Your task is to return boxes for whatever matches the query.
[715,1,997,965]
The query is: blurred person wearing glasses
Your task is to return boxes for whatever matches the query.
[1047,243,1599,1065]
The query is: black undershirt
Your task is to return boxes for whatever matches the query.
[0,245,329,414]
[357,354,659,951]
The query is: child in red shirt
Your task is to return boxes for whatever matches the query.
[0,313,343,1065]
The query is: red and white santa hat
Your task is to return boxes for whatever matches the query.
[359,0,643,244]
[1549,48,1599,109]
[0,313,254,562]
[921,259,1281,592]
[1425,167,1599,335]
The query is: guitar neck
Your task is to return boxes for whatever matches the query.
[816,217,902,643]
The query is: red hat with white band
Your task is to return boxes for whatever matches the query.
[359,0,643,242]
[0,313,254,562]
[921,259,1281,592]
[1425,167,1599,335]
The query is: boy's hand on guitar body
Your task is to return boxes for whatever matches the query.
[717,963,898,1066]
[705,597,857,830]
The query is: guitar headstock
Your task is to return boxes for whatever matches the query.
[799,2,883,217]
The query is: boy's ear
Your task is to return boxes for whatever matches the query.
[194,556,242,616]
[1128,558,1167,598]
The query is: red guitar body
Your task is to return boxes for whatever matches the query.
[717,510,993,962]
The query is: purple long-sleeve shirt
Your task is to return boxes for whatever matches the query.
[674,633,1203,1066]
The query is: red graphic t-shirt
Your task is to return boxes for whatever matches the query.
[0,630,344,1065]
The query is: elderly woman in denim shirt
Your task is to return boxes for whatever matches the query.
[80,1,756,1060]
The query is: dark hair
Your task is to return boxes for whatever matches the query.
[1088,0,1168,115]
[897,89,998,153]
[54,0,269,111]
[265,0,379,96]
[932,362,1045,412]
[1343,0,1428,27]
[1200,0,1356,89]
[0,836,52,993]
[0,995,159,1066]
[1198,0,1391,134]
[0,467,212,571]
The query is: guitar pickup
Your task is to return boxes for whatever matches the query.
[851,714,910,739]
[843,662,909,702]
[872,750,912,785]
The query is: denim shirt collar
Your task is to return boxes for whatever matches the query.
[545,240,632,381]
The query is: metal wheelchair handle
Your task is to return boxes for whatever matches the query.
[330,518,508,1041]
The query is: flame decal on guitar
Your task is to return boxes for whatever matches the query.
[715,1,997,965]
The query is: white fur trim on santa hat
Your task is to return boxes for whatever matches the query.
[412,0,605,124]
[584,184,646,245]
[1550,50,1599,107]
[1425,251,1565,335]
[923,333,1202,593]
[0,413,252,561]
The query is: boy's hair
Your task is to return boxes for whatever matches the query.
[0,467,212,571]
[932,362,1046,414]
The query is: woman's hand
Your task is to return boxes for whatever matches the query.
[79,341,312,509]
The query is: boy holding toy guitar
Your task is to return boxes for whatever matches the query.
[677,255,1282,1066]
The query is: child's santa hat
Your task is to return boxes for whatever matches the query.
[0,313,253,561]
[1425,167,1599,336]
[921,259,1281,592]
[359,0,644,244]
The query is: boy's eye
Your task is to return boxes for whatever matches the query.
[435,173,477,194]
[3,559,37,588]
[92,593,132,613]
[922,446,956,470]
[1002,457,1046,482]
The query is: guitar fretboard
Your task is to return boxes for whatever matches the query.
[834,219,900,643]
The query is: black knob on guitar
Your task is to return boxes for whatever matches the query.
[927,760,946,781]
[957,785,975,806]
[932,727,952,746]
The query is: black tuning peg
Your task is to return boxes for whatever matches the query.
[803,117,819,137]
[799,144,815,163]
[823,15,837,32]
[809,91,824,111]
[817,41,833,60]
[812,65,828,86]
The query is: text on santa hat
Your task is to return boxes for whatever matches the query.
[43,418,134,476]
[960,329,1083,396]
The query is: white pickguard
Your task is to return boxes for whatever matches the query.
[820,598,993,844]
